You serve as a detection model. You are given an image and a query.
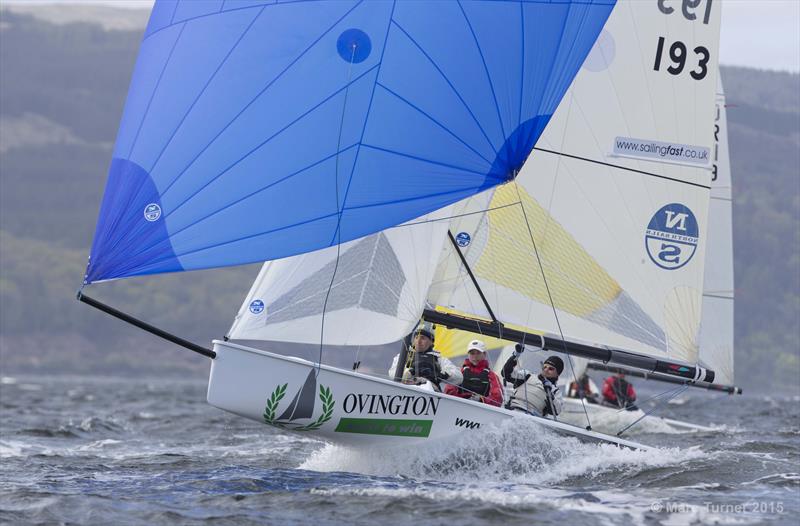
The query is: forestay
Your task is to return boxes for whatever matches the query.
[85,0,614,284]
[429,0,721,369]
[697,78,734,385]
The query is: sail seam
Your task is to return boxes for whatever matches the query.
[389,20,498,157]
[532,147,712,189]
[162,64,379,220]
[375,82,493,166]
[157,0,365,200]
[167,187,478,262]
[326,0,397,247]
[456,0,508,140]
[127,22,187,161]
[145,1,331,42]
[130,143,360,260]
[147,5,267,175]
[359,143,501,179]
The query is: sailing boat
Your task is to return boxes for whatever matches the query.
[80,0,722,450]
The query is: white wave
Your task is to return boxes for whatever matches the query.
[299,418,705,485]
[0,440,26,458]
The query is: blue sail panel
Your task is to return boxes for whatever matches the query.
[86,0,615,284]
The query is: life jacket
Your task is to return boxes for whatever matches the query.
[409,351,441,381]
[460,367,490,397]
[610,377,634,406]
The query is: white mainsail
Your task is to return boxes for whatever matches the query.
[697,79,735,385]
[428,0,721,367]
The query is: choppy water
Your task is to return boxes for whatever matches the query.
[1,374,798,525]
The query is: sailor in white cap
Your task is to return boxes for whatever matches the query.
[444,339,503,406]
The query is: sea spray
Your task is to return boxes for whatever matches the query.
[299,418,706,485]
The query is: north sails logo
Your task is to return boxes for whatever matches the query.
[249,299,265,315]
[144,203,161,222]
[263,370,333,431]
[645,203,699,270]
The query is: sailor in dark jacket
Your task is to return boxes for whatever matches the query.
[501,345,564,417]
[388,322,462,389]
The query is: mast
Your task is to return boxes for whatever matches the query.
[585,362,741,394]
[421,308,715,383]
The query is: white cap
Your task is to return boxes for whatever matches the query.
[467,339,487,353]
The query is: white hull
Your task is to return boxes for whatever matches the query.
[559,397,715,434]
[207,341,649,450]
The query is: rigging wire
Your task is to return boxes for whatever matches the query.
[316,43,358,376]
[510,179,592,430]
[615,384,689,436]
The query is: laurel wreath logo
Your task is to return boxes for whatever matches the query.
[263,383,333,431]
[263,383,287,424]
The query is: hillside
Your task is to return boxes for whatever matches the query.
[0,8,798,391]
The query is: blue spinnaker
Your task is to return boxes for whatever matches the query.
[86,0,615,283]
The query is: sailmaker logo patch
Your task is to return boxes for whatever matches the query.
[645,203,699,270]
[144,203,161,222]
[455,232,471,247]
[249,299,265,315]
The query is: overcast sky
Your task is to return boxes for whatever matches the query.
[4,0,799,72]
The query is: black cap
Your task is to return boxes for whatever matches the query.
[415,322,435,342]
[543,356,564,375]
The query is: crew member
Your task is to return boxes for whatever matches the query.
[568,373,600,404]
[444,339,502,407]
[601,372,637,409]
[388,322,462,390]
[501,345,563,417]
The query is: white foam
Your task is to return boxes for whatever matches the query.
[299,418,705,485]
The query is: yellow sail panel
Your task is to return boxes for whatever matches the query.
[432,306,543,359]
[474,184,621,317]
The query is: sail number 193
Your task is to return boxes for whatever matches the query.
[653,37,709,80]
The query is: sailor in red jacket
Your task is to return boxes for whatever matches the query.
[601,372,637,409]
[444,339,503,407]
